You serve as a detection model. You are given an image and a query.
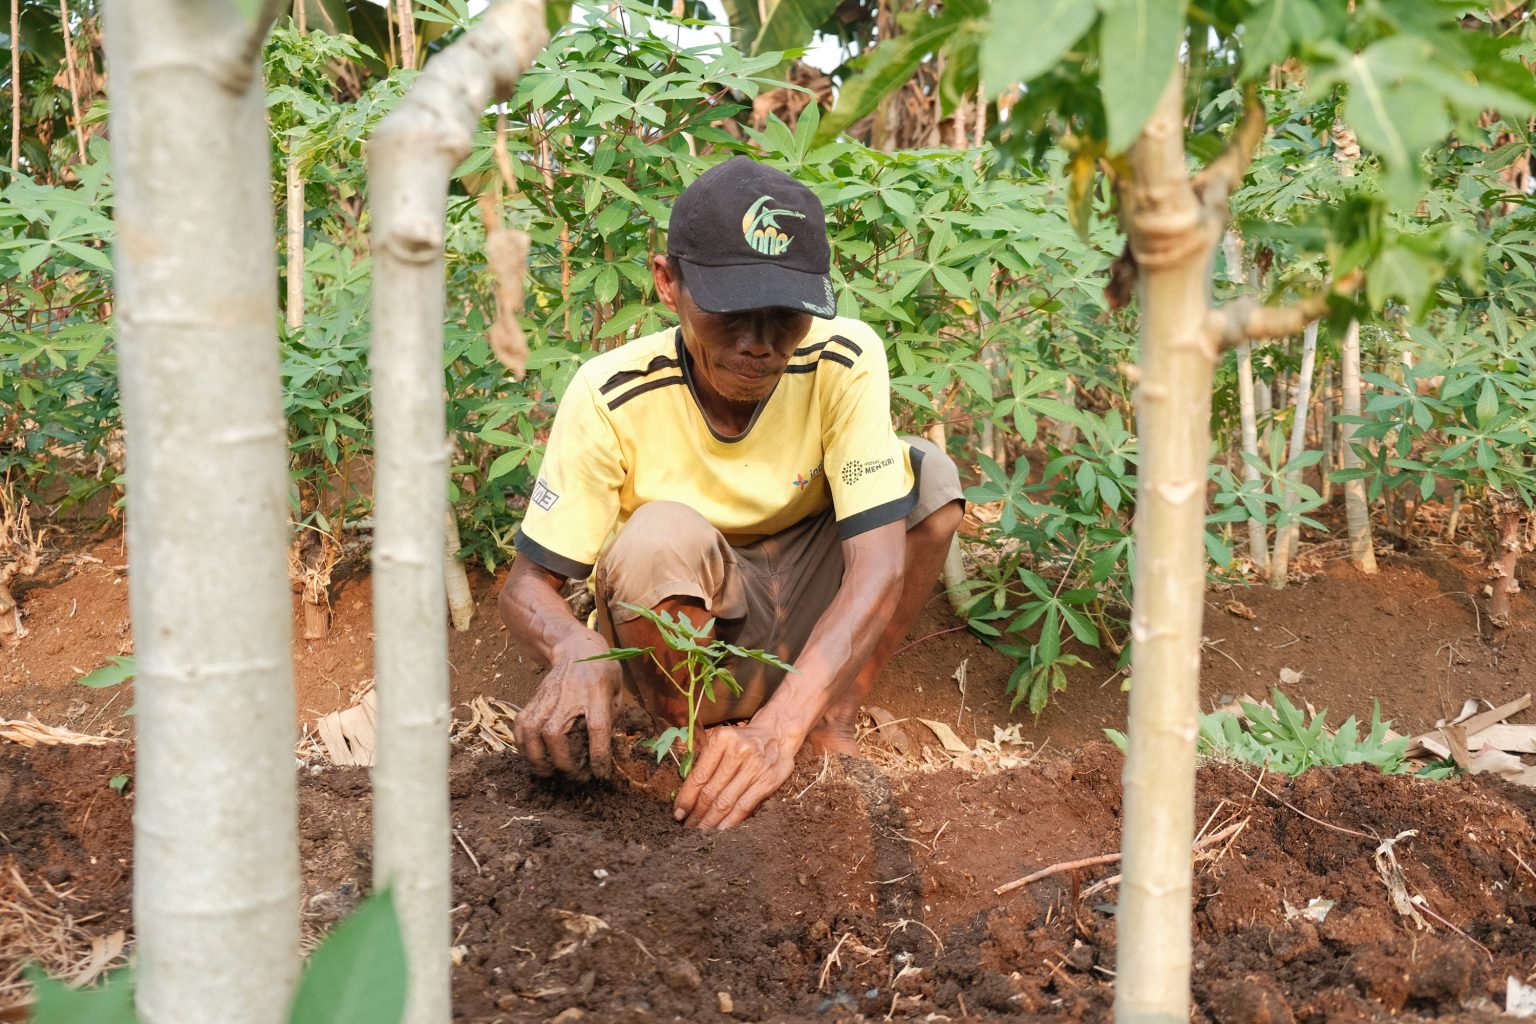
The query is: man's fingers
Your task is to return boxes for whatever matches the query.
[691,760,758,831]
[515,708,554,777]
[585,703,614,780]
[542,718,584,779]
[674,731,730,821]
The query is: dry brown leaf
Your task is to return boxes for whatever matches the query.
[916,718,970,755]
[0,717,119,748]
[1224,600,1256,620]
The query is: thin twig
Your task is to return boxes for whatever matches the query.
[453,831,482,875]
[994,819,1248,896]
[817,932,853,991]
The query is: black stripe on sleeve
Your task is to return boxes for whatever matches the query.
[607,374,686,410]
[828,335,863,356]
[514,528,594,581]
[821,351,854,370]
[785,363,819,374]
[599,354,682,395]
[835,445,923,540]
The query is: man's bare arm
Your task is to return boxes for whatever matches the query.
[499,557,622,779]
[673,519,905,829]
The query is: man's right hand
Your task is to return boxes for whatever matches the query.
[513,631,622,781]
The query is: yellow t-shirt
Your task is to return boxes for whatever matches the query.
[514,316,920,579]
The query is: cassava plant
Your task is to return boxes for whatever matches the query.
[587,603,793,778]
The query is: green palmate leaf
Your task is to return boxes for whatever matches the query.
[981,0,1097,96]
[288,890,407,1024]
[25,965,137,1024]
[1098,0,1186,155]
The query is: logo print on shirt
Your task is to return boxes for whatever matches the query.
[742,196,805,256]
[791,465,824,490]
[531,478,560,512]
[840,456,895,487]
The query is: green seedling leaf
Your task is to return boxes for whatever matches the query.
[78,657,135,690]
[644,726,688,765]
[25,965,137,1024]
[287,890,407,1024]
[109,774,130,794]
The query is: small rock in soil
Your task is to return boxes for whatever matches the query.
[662,958,702,992]
[717,991,734,1014]
[550,1009,585,1024]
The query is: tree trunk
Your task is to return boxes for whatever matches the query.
[1224,231,1266,574]
[1340,318,1377,573]
[444,506,474,631]
[1318,363,1334,505]
[1267,319,1318,587]
[394,0,416,70]
[10,0,20,170]
[285,149,304,331]
[103,2,300,1022]
[59,0,88,164]
[1488,491,1529,626]
[1115,73,1210,1024]
[367,3,546,1021]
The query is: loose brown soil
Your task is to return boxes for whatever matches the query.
[2,521,1535,1021]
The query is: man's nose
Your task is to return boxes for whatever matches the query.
[734,315,774,354]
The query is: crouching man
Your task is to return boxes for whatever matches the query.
[499,157,962,830]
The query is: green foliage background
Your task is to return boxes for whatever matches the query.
[3,0,1535,715]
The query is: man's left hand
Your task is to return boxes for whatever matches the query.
[674,722,798,831]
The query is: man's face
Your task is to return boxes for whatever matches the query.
[653,256,814,405]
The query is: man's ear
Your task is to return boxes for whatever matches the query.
[652,254,681,313]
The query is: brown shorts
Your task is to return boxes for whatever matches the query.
[593,436,963,714]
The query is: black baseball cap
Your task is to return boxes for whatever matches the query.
[666,157,837,319]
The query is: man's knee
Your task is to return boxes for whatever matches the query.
[902,435,965,533]
[598,502,739,619]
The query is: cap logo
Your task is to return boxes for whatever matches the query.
[741,195,804,256]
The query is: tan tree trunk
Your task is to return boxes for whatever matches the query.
[367,3,546,1020]
[10,0,20,170]
[103,1,300,1021]
[1489,492,1530,626]
[1340,318,1377,573]
[59,0,88,164]
[394,0,417,69]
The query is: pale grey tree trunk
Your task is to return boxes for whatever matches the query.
[1115,75,1212,1021]
[1223,231,1267,573]
[1267,319,1318,587]
[104,3,300,1022]
[1340,318,1378,573]
[286,151,305,331]
[1114,80,1346,1020]
[1318,363,1335,505]
[368,3,547,1021]
[444,506,474,631]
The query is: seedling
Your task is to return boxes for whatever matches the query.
[584,602,793,777]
